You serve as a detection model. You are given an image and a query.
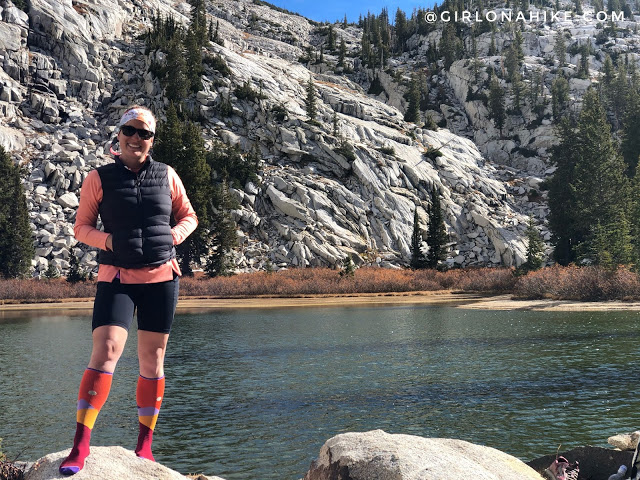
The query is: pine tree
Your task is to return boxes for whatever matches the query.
[489,30,497,56]
[583,218,632,267]
[154,105,212,275]
[513,29,525,62]
[471,29,482,84]
[505,44,521,82]
[488,76,506,134]
[165,34,189,105]
[360,31,370,66]
[338,37,347,68]
[573,89,630,239]
[394,8,407,53]
[629,170,640,265]
[551,75,570,120]
[549,88,632,264]
[410,208,427,269]
[577,44,590,79]
[185,26,204,92]
[66,249,87,283]
[404,74,421,123]
[610,63,629,131]
[621,89,640,176]
[154,103,183,155]
[305,76,318,124]
[511,71,525,113]
[43,263,60,279]
[602,54,615,88]
[205,180,238,277]
[327,25,336,51]
[548,119,581,265]
[175,121,212,275]
[439,23,462,70]
[426,189,448,269]
[520,216,544,273]
[339,254,356,277]
[188,0,208,46]
[0,146,33,278]
[555,30,567,67]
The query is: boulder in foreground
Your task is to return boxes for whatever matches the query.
[23,446,225,480]
[303,429,545,480]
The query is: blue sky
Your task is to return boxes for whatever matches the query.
[264,0,437,23]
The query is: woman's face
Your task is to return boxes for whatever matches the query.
[117,118,154,165]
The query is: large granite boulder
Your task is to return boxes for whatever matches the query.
[303,430,545,480]
[23,446,225,480]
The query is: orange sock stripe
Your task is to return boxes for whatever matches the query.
[139,414,160,430]
[136,376,165,431]
[76,369,113,429]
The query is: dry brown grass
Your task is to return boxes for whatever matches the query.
[513,265,640,301]
[178,267,517,297]
[0,278,97,303]
[0,267,515,303]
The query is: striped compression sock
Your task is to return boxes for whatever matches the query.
[135,375,165,461]
[59,368,113,476]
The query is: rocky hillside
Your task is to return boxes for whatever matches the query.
[1,0,636,275]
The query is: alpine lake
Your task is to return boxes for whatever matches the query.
[1,304,640,479]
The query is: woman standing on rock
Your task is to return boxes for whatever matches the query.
[59,105,198,476]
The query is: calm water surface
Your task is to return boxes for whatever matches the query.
[2,306,640,479]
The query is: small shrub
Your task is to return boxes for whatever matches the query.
[13,0,28,11]
[340,255,356,277]
[204,53,232,76]
[335,141,356,161]
[217,95,233,117]
[43,263,60,279]
[424,148,443,161]
[271,103,288,122]
[423,113,439,131]
[378,146,395,156]
[234,80,266,102]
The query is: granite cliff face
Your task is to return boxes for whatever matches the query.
[1,0,636,274]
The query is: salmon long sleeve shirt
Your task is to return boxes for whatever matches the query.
[74,165,198,284]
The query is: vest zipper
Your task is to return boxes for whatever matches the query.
[135,174,142,204]
[135,172,143,253]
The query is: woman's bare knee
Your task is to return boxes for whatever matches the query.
[89,326,128,372]
[138,331,169,378]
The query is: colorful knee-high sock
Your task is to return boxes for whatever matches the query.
[135,375,165,461]
[59,368,113,476]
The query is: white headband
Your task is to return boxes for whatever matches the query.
[119,108,156,133]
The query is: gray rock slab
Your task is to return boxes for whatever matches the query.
[24,446,226,480]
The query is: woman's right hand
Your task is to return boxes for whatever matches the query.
[105,234,113,251]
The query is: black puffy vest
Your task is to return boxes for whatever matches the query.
[97,156,175,268]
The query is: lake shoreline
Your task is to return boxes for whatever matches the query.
[3,291,640,315]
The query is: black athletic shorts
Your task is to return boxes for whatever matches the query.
[92,275,180,334]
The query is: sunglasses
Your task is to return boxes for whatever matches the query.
[120,125,154,140]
